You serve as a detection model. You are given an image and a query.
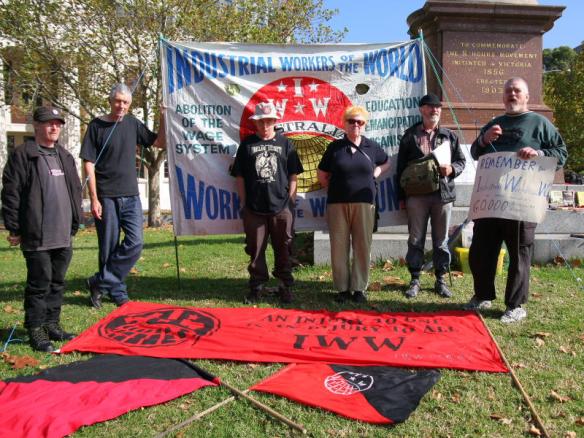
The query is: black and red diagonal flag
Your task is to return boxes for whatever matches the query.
[0,355,218,438]
[252,363,440,424]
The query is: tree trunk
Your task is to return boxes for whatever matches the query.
[145,148,166,227]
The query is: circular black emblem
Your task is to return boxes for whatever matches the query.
[98,308,219,347]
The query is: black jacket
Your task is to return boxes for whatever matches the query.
[396,123,466,202]
[1,141,82,247]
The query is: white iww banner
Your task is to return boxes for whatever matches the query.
[161,40,425,235]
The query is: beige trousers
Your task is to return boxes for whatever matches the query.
[326,202,375,292]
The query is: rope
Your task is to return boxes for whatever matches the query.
[418,35,482,172]
[1,323,23,352]
[551,240,584,292]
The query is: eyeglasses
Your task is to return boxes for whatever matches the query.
[346,118,365,126]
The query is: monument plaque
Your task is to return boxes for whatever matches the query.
[443,33,541,102]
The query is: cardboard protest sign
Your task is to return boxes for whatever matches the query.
[469,152,557,223]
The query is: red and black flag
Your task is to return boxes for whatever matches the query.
[61,303,508,372]
[0,355,218,438]
[252,363,440,424]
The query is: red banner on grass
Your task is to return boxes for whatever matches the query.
[60,302,507,372]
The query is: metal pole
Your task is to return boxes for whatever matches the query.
[174,235,181,290]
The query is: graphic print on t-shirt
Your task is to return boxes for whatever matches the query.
[255,150,278,182]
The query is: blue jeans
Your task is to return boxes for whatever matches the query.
[93,196,143,302]
[405,192,452,278]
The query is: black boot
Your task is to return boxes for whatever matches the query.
[28,327,55,353]
[279,284,293,304]
[45,322,76,341]
[334,291,352,303]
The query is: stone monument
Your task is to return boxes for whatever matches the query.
[407,0,564,142]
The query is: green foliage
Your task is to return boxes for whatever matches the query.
[0,228,583,437]
[0,0,345,224]
[0,0,344,122]
[544,49,584,172]
[542,45,577,72]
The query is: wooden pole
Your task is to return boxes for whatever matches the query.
[153,390,249,438]
[218,379,308,435]
[478,314,550,438]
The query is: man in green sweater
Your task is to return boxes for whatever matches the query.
[465,77,567,323]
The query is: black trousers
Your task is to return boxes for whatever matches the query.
[23,247,73,329]
[469,218,536,309]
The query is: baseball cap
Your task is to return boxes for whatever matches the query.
[33,106,66,124]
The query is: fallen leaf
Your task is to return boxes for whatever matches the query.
[451,271,464,278]
[511,362,528,369]
[575,417,584,426]
[398,257,406,266]
[534,338,545,347]
[179,268,186,273]
[368,282,382,292]
[531,292,542,299]
[559,346,572,354]
[2,353,40,369]
[550,390,571,403]
[569,259,582,268]
[487,387,497,401]
[553,256,565,265]
[578,333,584,342]
[432,390,442,400]
[179,403,189,411]
[382,260,394,271]
[318,275,326,281]
[162,262,171,268]
[565,432,577,438]
[383,276,406,286]
[247,363,259,369]
[73,290,82,296]
[450,393,461,403]
[490,414,512,425]
[528,425,542,436]
[533,332,551,338]
[130,267,139,275]
[3,305,17,314]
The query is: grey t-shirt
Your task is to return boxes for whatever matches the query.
[22,145,72,251]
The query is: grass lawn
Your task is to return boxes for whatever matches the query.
[0,227,582,437]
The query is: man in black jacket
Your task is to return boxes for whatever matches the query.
[1,106,82,352]
[396,94,466,299]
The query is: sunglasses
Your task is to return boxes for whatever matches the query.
[346,118,366,126]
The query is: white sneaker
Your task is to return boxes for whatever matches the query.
[463,296,492,311]
[500,307,527,324]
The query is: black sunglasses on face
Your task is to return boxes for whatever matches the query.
[346,118,365,126]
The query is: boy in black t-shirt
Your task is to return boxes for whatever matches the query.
[231,102,304,304]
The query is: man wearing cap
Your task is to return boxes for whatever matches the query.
[80,83,165,308]
[231,102,304,304]
[1,106,82,352]
[396,93,466,299]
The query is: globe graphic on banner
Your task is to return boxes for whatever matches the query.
[240,77,352,193]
